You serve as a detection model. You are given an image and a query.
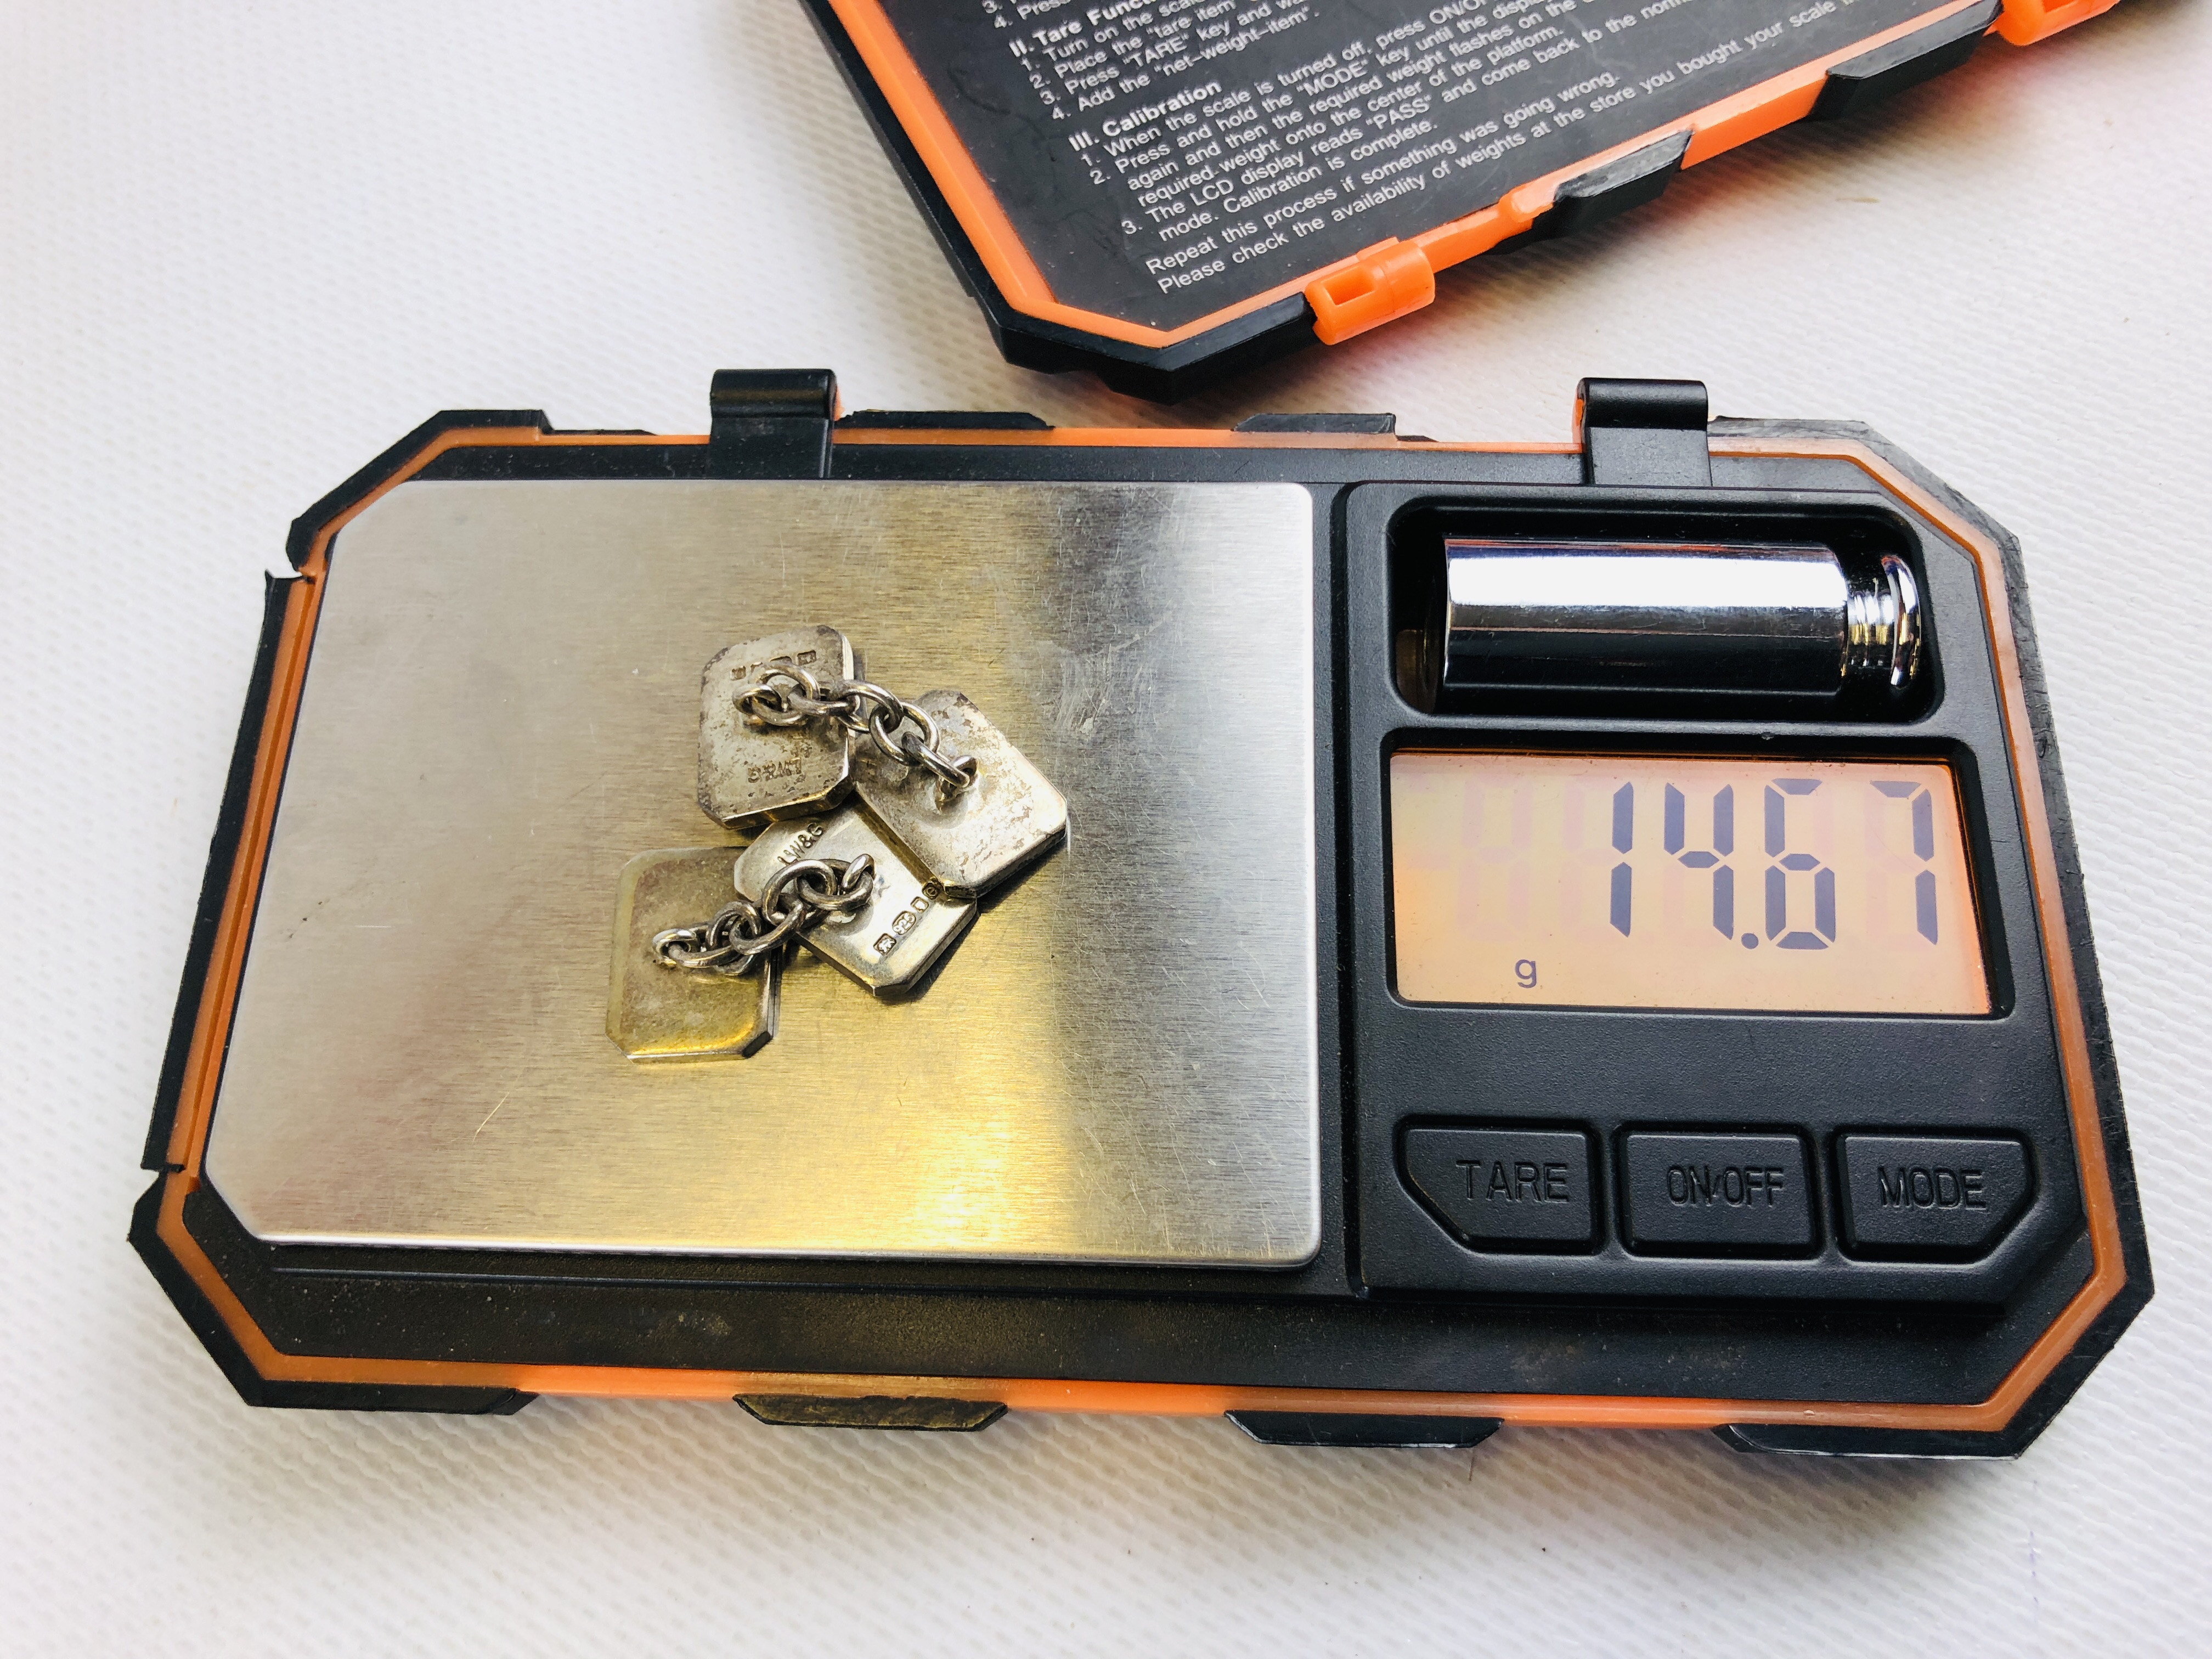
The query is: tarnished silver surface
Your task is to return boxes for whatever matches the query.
[735,808,975,995]
[855,689,1069,899]
[607,847,779,1060]
[697,624,857,832]
[202,479,1319,1263]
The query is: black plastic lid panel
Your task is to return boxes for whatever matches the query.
[803,0,2055,395]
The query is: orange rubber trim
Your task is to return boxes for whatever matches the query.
[154,424,2125,1429]
[824,0,1995,351]
[1996,0,2123,46]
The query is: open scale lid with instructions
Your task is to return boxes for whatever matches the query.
[134,370,2149,1455]
[804,0,2120,397]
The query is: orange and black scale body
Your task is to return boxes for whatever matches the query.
[135,372,2149,1455]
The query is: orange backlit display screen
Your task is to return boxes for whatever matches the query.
[1390,753,1988,1013]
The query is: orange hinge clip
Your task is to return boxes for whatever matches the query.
[1306,240,1436,346]
[1996,0,2123,43]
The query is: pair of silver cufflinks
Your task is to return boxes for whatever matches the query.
[608,626,1068,1061]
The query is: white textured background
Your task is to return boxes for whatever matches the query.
[3,2,2208,1653]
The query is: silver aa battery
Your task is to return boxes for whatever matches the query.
[1429,540,1921,698]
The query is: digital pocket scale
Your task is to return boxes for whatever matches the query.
[135,371,2151,1455]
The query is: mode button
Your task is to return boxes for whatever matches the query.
[1838,1135,2032,1258]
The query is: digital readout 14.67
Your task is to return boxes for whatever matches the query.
[1389,753,1988,1014]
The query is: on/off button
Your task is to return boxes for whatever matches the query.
[1621,1132,1814,1254]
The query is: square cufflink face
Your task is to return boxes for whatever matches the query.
[736,809,975,996]
[698,625,859,834]
[608,847,777,1060]
[854,690,1068,900]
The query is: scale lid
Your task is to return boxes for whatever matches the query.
[807,0,2113,398]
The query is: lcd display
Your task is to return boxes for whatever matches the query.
[1390,753,1988,1014]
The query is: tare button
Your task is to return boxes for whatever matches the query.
[1621,1133,1814,1254]
[1403,1127,1596,1250]
[1837,1135,2032,1258]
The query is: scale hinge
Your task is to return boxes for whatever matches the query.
[707,368,837,478]
[1576,377,1713,487]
